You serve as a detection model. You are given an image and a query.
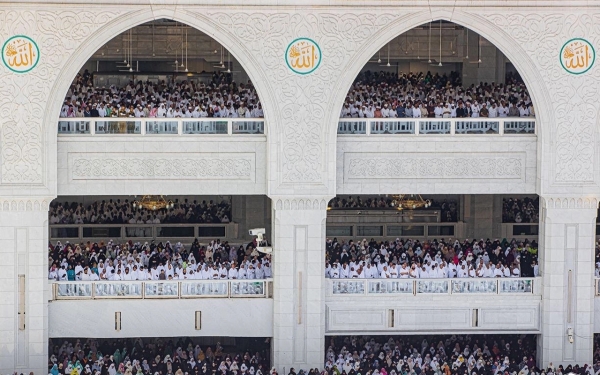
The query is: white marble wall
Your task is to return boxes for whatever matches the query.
[0,200,50,374]
[271,198,328,370]
[326,295,541,334]
[49,298,273,338]
[538,197,598,367]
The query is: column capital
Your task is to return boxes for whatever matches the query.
[540,195,599,210]
[0,196,54,212]
[270,195,333,211]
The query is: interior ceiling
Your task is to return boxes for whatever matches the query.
[90,19,490,64]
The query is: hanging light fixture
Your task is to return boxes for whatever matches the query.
[132,195,175,211]
[377,49,381,64]
[128,29,133,72]
[152,23,155,57]
[477,35,482,63]
[174,22,179,66]
[184,27,189,72]
[390,194,432,210]
[428,22,432,63]
[438,20,443,66]
[417,40,420,60]
[386,43,391,67]
[465,28,469,60]
[180,24,185,68]
[227,50,231,73]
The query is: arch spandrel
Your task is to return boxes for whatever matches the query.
[0,8,128,188]
[487,12,600,187]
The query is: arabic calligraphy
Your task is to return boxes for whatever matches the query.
[2,35,40,73]
[286,38,321,75]
[560,38,595,75]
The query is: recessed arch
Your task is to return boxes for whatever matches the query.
[325,10,554,194]
[43,8,277,192]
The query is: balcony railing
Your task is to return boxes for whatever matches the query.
[337,118,535,135]
[51,279,273,300]
[49,223,238,242]
[57,118,265,135]
[326,222,462,239]
[329,278,538,296]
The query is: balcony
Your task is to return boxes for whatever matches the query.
[50,279,273,300]
[337,118,535,135]
[48,280,274,338]
[58,117,265,135]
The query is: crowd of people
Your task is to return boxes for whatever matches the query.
[323,334,600,375]
[44,334,600,375]
[340,71,534,119]
[325,237,538,279]
[61,70,264,119]
[49,198,232,226]
[47,237,272,281]
[502,198,539,224]
[48,337,270,375]
[327,196,458,223]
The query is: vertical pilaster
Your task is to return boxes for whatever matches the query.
[539,196,597,367]
[271,196,329,371]
[0,198,51,375]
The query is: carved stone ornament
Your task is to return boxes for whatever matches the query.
[72,157,253,180]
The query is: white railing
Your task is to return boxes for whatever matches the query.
[49,223,238,242]
[326,222,462,240]
[57,118,265,135]
[500,223,539,240]
[337,118,535,135]
[51,279,273,300]
[329,278,538,296]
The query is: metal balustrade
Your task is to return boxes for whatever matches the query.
[49,223,237,242]
[51,279,272,300]
[58,118,265,135]
[337,118,535,135]
[329,278,538,296]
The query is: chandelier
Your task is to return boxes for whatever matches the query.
[132,195,174,211]
[390,194,432,210]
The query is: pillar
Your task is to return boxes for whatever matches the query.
[0,197,52,374]
[270,196,329,371]
[538,196,597,367]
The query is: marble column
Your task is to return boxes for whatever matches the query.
[0,197,52,374]
[270,196,329,371]
[538,196,597,367]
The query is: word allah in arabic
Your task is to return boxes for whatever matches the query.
[560,38,595,75]
[2,35,39,73]
[286,38,321,75]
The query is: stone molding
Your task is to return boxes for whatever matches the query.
[272,196,332,211]
[71,156,253,180]
[542,196,599,209]
[345,153,524,180]
[0,197,51,211]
